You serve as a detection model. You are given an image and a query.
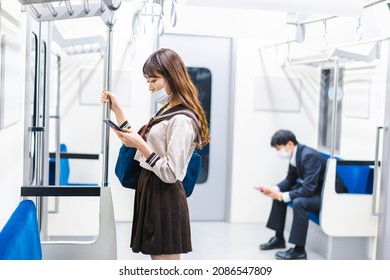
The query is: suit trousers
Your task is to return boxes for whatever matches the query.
[265,195,321,246]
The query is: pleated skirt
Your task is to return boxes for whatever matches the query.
[130,168,192,255]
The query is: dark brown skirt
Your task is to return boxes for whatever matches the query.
[130,168,192,255]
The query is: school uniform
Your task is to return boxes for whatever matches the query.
[131,105,198,255]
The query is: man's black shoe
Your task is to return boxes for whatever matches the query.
[259,237,286,250]
[275,248,307,260]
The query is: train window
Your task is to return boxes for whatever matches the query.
[318,68,343,152]
[187,67,211,184]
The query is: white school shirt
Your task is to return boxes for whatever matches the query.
[134,114,198,183]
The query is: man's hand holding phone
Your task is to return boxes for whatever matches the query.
[254,185,273,195]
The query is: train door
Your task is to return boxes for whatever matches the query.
[158,34,233,221]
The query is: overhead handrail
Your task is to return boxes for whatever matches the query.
[27,4,41,18]
[132,11,140,36]
[259,0,388,50]
[44,2,58,17]
[103,0,121,11]
[100,0,106,12]
[355,17,363,41]
[131,0,180,38]
[19,0,120,26]
[64,1,74,15]
[151,0,155,23]
[157,14,164,36]
[157,0,165,36]
[170,0,177,27]
[83,0,90,14]
[301,0,386,25]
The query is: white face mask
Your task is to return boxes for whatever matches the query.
[277,148,291,159]
[151,84,171,105]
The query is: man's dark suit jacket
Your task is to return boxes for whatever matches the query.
[277,144,326,200]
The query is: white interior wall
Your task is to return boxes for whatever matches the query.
[339,56,388,160]
[0,3,26,229]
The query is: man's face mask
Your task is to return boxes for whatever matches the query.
[277,146,291,159]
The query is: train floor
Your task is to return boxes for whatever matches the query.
[116,221,325,260]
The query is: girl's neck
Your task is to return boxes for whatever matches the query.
[166,98,181,109]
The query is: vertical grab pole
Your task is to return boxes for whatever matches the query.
[101,25,113,187]
[372,126,383,215]
[49,54,61,214]
[35,22,43,232]
[330,57,339,158]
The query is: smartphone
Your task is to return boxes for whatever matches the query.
[103,119,125,132]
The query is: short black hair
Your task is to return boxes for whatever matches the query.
[270,129,298,147]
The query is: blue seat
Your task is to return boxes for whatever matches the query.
[0,200,42,260]
[320,152,373,194]
[49,144,69,185]
[308,211,320,225]
[336,165,373,194]
[289,153,373,226]
[49,144,97,186]
[287,203,320,225]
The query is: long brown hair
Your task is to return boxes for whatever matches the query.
[143,48,210,148]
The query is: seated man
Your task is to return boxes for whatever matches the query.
[256,129,325,260]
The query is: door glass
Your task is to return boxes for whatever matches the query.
[187,67,212,183]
